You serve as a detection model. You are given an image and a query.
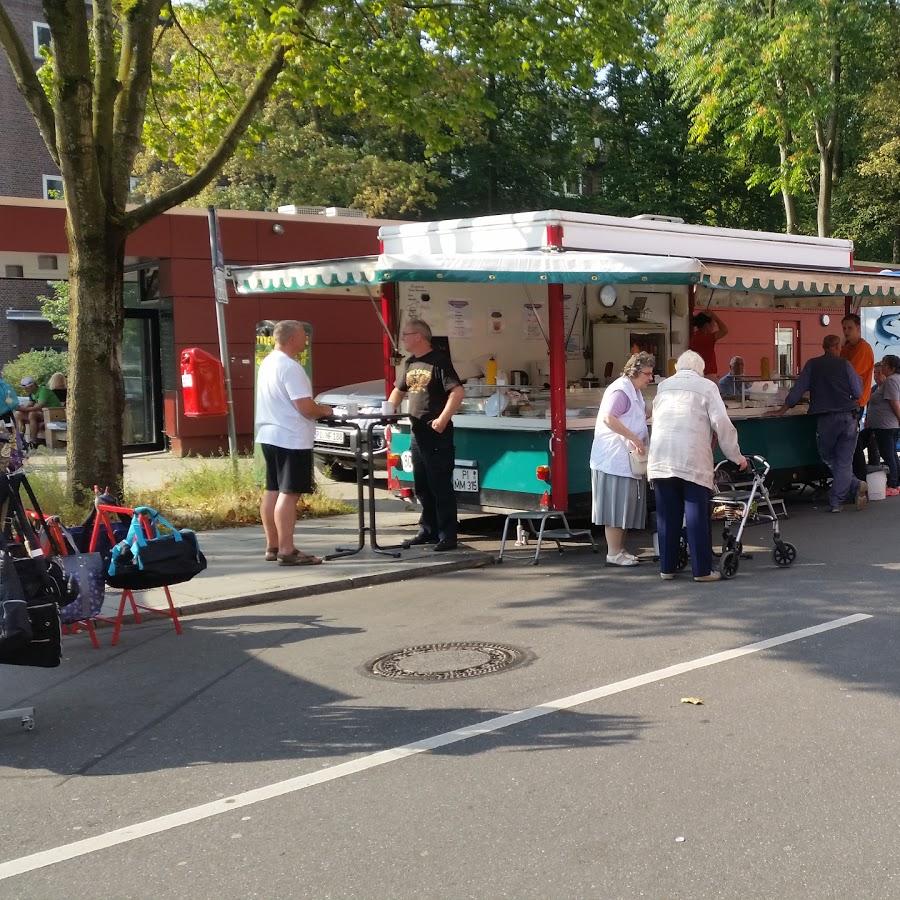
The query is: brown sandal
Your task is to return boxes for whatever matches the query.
[277,549,323,566]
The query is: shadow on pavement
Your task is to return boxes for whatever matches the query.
[0,609,648,780]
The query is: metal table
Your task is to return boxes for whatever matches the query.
[320,414,407,560]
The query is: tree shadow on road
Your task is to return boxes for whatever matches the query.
[0,610,648,783]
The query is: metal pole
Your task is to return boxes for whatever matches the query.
[548,282,569,511]
[207,206,239,459]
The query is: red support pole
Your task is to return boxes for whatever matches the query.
[548,282,569,511]
[380,282,397,397]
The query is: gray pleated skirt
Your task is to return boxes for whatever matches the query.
[591,469,647,529]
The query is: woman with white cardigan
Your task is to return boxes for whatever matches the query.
[649,350,748,582]
[589,352,656,566]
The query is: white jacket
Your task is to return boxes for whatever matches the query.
[590,376,648,478]
[648,370,743,490]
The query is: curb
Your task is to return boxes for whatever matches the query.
[172,554,494,617]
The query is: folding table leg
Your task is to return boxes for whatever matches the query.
[533,516,549,565]
[64,620,101,649]
[110,590,132,646]
[497,515,513,562]
[161,586,183,635]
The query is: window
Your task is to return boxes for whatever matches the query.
[5,265,24,278]
[42,175,63,199]
[37,254,58,271]
[32,22,51,58]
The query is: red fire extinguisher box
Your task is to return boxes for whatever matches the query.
[180,348,227,417]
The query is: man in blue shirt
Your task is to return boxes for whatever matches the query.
[769,334,865,513]
[718,355,745,399]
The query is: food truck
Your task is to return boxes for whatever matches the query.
[230,210,900,513]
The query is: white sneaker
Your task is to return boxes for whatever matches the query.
[606,551,639,567]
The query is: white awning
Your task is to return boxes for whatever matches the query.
[701,263,900,300]
[231,251,703,294]
[231,256,380,295]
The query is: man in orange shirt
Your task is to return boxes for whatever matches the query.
[841,313,875,480]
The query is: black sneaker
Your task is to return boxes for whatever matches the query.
[432,539,458,552]
[402,533,437,549]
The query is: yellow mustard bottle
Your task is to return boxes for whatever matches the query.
[485,356,497,385]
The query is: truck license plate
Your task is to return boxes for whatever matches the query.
[315,428,346,445]
[453,467,479,493]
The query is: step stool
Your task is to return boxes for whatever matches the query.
[497,510,597,565]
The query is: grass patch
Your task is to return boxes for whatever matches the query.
[129,457,352,531]
[21,466,92,525]
[22,456,352,531]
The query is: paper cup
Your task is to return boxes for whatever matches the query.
[345,401,359,417]
[381,401,394,415]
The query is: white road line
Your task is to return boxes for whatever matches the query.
[0,613,871,880]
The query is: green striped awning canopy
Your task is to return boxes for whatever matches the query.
[231,256,380,294]
[230,251,704,294]
[701,263,900,299]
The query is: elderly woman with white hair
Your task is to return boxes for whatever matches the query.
[648,350,748,582]
[590,351,656,566]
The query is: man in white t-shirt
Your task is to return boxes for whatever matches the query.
[255,320,333,565]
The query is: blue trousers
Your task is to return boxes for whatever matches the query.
[655,477,713,578]
[816,411,861,508]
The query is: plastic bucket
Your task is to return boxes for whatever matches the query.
[866,468,887,501]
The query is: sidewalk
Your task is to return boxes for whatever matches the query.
[28,450,499,618]
[127,509,494,618]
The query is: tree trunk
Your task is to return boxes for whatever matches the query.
[777,142,799,234]
[817,147,833,237]
[65,221,126,504]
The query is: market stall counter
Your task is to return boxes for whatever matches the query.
[389,412,596,513]
[389,393,824,513]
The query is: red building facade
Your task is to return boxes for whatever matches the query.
[0,198,390,454]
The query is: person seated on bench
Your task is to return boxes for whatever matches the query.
[14,373,64,447]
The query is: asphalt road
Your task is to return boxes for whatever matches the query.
[1,494,898,898]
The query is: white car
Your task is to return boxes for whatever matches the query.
[313,379,388,480]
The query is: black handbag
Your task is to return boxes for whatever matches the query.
[0,473,79,608]
[106,506,206,591]
[0,548,62,668]
[0,550,31,655]
[0,600,62,668]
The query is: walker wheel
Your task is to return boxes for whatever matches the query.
[720,549,739,579]
[21,716,35,731]
[675,535,689,571]
[772,542,797,567]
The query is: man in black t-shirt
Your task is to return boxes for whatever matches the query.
[388,319,464,550]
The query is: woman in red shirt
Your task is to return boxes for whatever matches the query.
[689,311,729,377]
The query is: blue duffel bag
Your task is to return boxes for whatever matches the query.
[106,506,206,591]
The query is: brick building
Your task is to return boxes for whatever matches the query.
[0,0,59,198]
[0,0,65,358]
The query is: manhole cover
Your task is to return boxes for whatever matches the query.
[367,641,529,682]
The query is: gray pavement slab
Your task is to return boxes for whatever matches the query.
[2,479,899,897]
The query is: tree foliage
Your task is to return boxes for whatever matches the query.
[36,280,70,341]
[1,349,69,389]
[0,0,641,499]
[657,0,888,237]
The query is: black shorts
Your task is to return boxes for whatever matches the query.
[260,444,314,494]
